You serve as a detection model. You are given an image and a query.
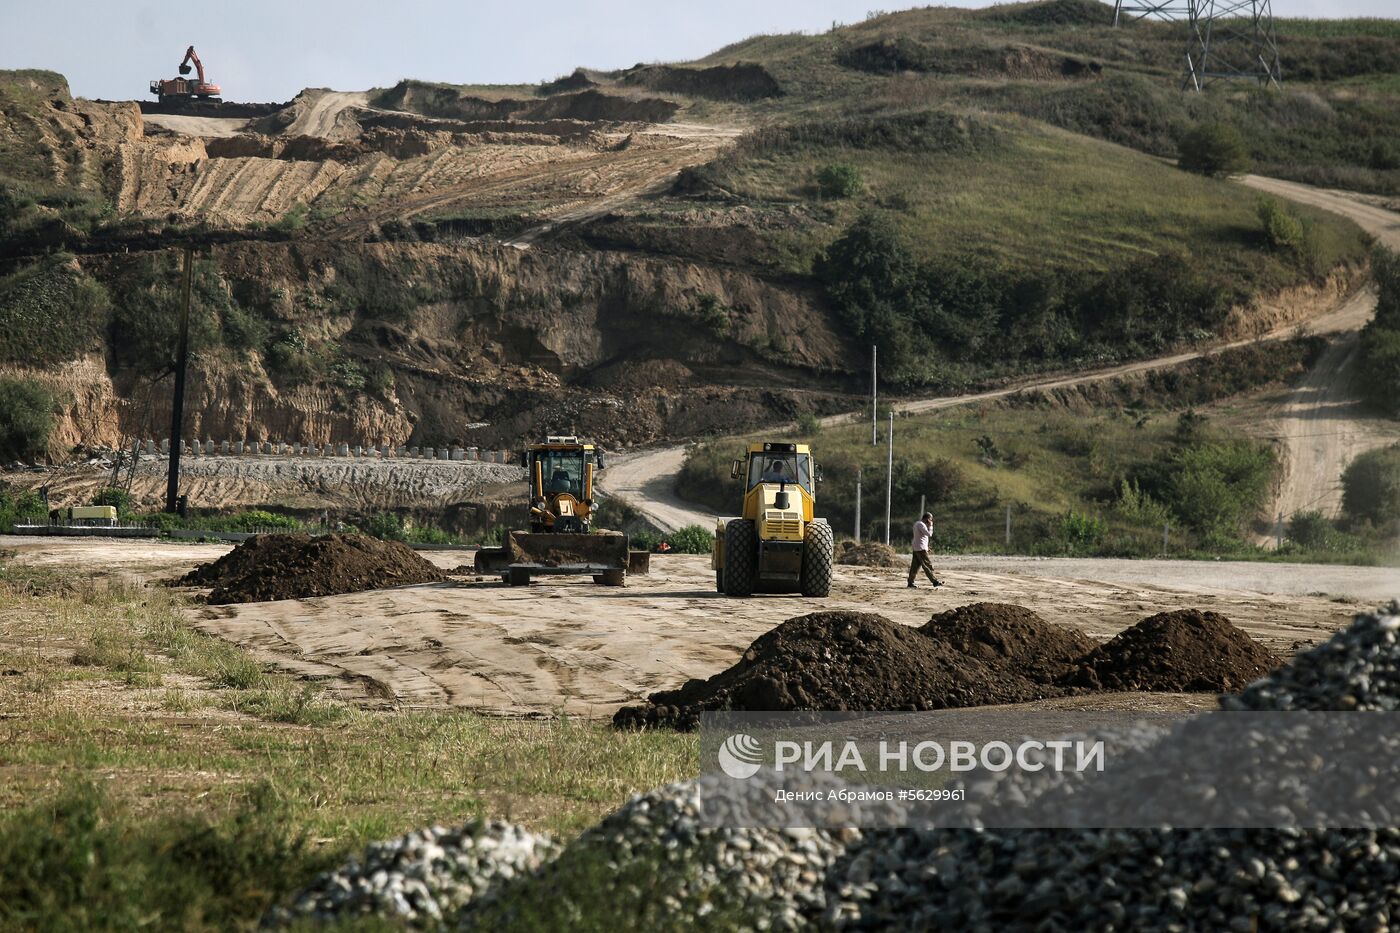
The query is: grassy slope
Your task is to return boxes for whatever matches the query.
[0,565,693,928]
[683,113,1364,281]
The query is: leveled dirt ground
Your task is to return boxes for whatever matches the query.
[7,537,1393,719]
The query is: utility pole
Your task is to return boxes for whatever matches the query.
[883,411,893,546]
[854,467,862,544]
[871,344,878,446]
[165,246,193,514]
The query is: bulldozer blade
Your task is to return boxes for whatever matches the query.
[504,531,630,571]
[473,545,510,574]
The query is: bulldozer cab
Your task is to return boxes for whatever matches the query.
[525,436,600,533]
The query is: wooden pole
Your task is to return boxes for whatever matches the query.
[165,246,193,514]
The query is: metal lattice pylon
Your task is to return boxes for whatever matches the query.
[1112,0,1193,25]
[1184,0,1282,90]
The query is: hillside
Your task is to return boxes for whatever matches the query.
[0,1,1394,465]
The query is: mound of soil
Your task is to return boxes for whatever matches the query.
[621,63,782,101]
[614,611,1056,730]
[538,69,598,96]
[1062,609,1281,693]
[920,603,1097,685]
[175,533,446,604]
[835,540,902,568]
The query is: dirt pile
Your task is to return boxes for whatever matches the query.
[920,602,1097,684]
[621,63,782,101]
[616,604,1285,730]
[1063,609,1281,692]
[175,533,446,604]
[613,610,1056,730]
[835,540,902,568]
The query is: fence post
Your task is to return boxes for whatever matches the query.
[1163,522,1170,556]
[1275,511,1284,550]
[883,412,893,546]
[854,468,862,544]
[1005,504,1011,549]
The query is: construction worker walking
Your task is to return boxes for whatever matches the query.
[907,511,943,588]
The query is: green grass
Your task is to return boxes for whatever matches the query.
[0,561,695,929]
[689,113,1365,280]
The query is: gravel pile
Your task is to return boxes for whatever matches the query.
[459,775,855,931]
[820,604,1400,930]
[265,821,558,928]
[1225,602,1400,711]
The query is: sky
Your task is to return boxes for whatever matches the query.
[1,0,1392,102]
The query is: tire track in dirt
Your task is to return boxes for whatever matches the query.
[1238,176,1400,524]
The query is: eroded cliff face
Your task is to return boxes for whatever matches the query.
[10,237,853,454]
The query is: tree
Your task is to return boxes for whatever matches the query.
[1341,445,1400,527]
[0,377,56,461]
[814,213,930,368]
[1177,122,1252,178]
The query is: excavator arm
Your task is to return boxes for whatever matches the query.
[178,46,206,84]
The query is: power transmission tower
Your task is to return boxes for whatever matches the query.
[1184,0,1282,91]
[1112,0,1192,25]
[1114,0,1281,92]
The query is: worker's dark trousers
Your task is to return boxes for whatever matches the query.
[908,549,938,585]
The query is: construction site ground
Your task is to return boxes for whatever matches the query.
[7,536,1387,719]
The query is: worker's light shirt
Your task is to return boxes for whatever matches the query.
[912,520,931,552]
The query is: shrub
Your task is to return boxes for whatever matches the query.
[815,162,862,198]
[362,511,407,542]
[1341,444,1400,526]
[1177,122,1252,178]
[1359,246,1400,414]
[1257,198,1305,255]
[1056,510,1106,553]
[1287,510,1336,549]
[1143,440,1274,544]
[796,412,822,436]
[0,377,56,461]
[0,485,47,531]
[92,487,134,517]
[667,524,715,554]
[1114,478,1172,526]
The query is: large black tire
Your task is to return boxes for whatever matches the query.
[723,519,757,597]
[800,520,834,597]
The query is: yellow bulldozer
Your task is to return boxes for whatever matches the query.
[712,441,832,597]
[474,436,648,586]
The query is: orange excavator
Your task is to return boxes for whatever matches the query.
[150,46,222,102]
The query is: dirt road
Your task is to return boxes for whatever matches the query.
[6,537,1384,717]
[285,90,369,138]
[1237,176,1400,521]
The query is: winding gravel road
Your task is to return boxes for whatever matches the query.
[603,176,1400,534]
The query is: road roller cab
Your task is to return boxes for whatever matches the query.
[711,441,832,597]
